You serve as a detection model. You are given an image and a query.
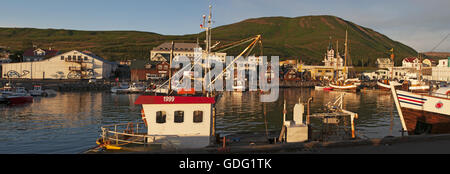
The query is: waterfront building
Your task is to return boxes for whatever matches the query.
[402,57,421,70]
[431,57,450,82]
[22,48,60,62]
[150,42,200,62]
[150,42,226,66]
[376,58,393,69]
[1,50,117,80]
[131,61,170,81]
[362,69,390,80]
[297,42,347,80]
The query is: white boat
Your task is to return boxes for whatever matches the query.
[29,85,57,96]
[146,84,169,94]
[391,85,450,135]
[329,79,358,91]
[407,79,430,93]
[111,82,130,93]
[128,83,145,93]
[377,80,402,90]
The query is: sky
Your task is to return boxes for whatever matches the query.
[0,0,449,52]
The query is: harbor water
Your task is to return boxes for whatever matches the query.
[0,88,402,154]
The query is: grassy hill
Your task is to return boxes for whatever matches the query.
[0,15,417,66]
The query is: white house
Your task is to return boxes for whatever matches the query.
[432,58,450,82]
[2,50,117,80]
[402,57,421,70]
[376,58,394,69]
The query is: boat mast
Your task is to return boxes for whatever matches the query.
[200,5,213,95]
[390,48,395,80]
[344,29,348,80]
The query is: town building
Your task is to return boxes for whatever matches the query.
[402,57,421,70]
[131,61,170,81]
[431,57,450,82]
[22,48,60,62]
[376,58,394,69]
[1,50,117,80]
[150,42,226,67]
[322,43,344,68]
[150,42,200,62]
[298,42,348,80]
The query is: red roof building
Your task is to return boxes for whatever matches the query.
[23,48,60,62]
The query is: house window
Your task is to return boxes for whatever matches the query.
[193,111,203,123]
[78,56,82,61]
[164,65,168,70]
[84,56,88,61]
[156,111,166,123]
[174,111,184,123]
[61,56,64,60]
[68,56,71,61]
[158,65,162,70]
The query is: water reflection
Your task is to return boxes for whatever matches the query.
[215,89,402,138]
[0,92,141,154]
[0,89,403,153]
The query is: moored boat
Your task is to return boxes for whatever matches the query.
[329,80,358,91]
[377,79,401,90]
[111,82,130,93]
[29,85,57,96]
[314,85,333,91]
[4,87,33,104]
[128,83,145,93]
[391,85,450,135]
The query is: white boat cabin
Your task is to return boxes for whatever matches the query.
[134,95,215,149]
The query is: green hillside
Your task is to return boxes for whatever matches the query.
[0,15,417,66]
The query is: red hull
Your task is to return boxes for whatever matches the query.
[323,87,333,91]
[8,96,33,104]
[401,107,450,135]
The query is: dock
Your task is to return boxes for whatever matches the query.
[115,133,450,154]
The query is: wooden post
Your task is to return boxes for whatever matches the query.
[212,107,216,137]
[307,97,313,125]
[115,125,118,145]
[390,83,408,135]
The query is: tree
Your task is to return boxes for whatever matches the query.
[9,51,24,62]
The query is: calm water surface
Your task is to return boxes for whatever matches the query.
[0,89,402,154]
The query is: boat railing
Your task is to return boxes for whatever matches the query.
[99,122,179,147]
[431,92,450,99]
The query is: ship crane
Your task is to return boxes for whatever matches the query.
[207,35,264,88]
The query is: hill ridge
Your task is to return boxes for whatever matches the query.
[0,15,417,66]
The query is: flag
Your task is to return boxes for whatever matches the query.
[390,48,395,60]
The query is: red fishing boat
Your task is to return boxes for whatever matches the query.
[5,87,33,104]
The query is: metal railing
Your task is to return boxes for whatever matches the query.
[99,121,178,148]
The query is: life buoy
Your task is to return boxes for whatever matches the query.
[141,109,147,127]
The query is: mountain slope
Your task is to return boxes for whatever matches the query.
[196,15,417,65]
[0,15,417,65]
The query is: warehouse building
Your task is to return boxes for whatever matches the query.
[1,50,117,80]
